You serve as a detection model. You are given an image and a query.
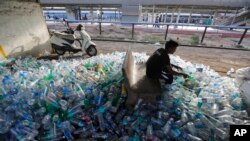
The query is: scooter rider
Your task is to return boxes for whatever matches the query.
[75,24,91,51]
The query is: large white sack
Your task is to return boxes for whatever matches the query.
[235,67,250,88]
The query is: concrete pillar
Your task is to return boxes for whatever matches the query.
[164,6,168,23]
[170,8,175,23]
[212,10,219,25]
[0,1,52,60]
[176,8,181,24]
[66,6,81,20]
[77,7,81,20]
[121,4,140,22]
[119,8,121,21]
[223,8,228,19]
[145,10,148,22]
[187,7,193,24]
[90,7,94,21]
[115,9,117,21]
[99,7,103,21]
[138,4,143,22]
[66,6,75,20]
[152,5,155,23]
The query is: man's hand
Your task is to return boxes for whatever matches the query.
[175,66,183,71]
[172,64,183,71]
[182,73,189,79]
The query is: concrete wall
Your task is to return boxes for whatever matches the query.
[66,6,81,20]
[121,4,140,22]
[0,0,51,60]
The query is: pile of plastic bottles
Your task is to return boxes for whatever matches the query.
[0,52,249,141]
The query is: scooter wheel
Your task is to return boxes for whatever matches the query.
[86,45,97,56]
[55,49,66,55]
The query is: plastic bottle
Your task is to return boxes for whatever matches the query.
[200,114,215,128]
[121,83,127,98]
[16,111,33,121]
[146,124,153,136]
[63,129,74,141]
[95,91,104,106]
[187,134,202,141]
[214,127,227,140]
[70,118,85,127]
[96,112,105,131]
[163,118,174,135]
[92,133,109,139]
[110,93,121,111]
[48,89,62,103]
[193,119,205,128]
[40,130,63,141]
[213,108,233,117]
[181,110,189,122]
[134,98,143,111]
[186,122,197,136]
[233,110,248,118]
[10,128,24,141]
[21,126,39,140]
[151,117,164,127]
[170,127,181,138]
[67,107,82,118]
[42,114,52,130]
[115,109,127,124]
[231,97,243,110]
[206,115,222,127]
[73,127,88,134]
[21,120,40,129]
[59,99,68,111]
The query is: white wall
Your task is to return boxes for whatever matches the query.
[122,4,140,22]
[0,0,51,60]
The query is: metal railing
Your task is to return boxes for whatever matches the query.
[46,19,250,47]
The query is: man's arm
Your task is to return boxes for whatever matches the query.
[166,65,189,78]
[171,64,182,70]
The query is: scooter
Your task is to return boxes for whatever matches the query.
[50,21,97,57]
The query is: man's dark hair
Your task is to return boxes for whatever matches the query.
[165,40,179,49]
[76,24,83,31]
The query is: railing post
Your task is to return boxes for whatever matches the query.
[201,26,207,44]
[132,23,135,39]
[164,25,169,40]
[99,22,102,35]
[238,29,248,45]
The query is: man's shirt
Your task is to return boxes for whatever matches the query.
[146,48,170,78]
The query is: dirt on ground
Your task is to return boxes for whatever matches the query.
[94,41,250,75]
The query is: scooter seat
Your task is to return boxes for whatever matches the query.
[53,32,75,40]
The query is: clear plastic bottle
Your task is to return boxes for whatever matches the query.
[92,133,109,139]
[186,122,197,136]
[21,120,40,129]
[181,110,189,122]
[213,108,233,117]
[187,134,202,141]
[42,114,52,130]
[96,112,105,131]
[134,98,143,111]
[163,118,174,135]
